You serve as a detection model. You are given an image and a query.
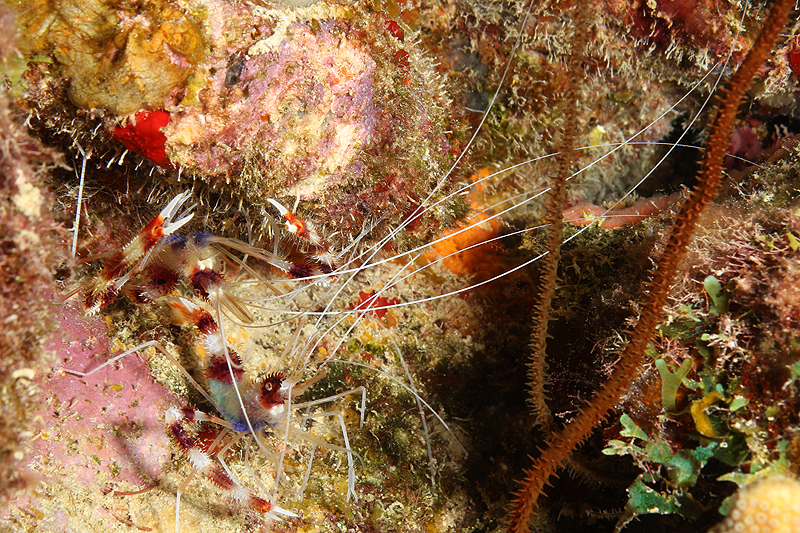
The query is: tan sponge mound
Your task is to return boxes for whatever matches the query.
[708,475,800,533]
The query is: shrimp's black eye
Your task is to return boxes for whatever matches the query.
[259,372,285,408]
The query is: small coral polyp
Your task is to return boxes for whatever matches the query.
[708,475,800,533]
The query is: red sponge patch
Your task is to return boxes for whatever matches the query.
[789,36,800,76]
[110,109,172,168]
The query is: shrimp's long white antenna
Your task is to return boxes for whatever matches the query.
[71,146,90,264]
[361,61,719,274]
[237,64,718,321]
[235,59,719,303]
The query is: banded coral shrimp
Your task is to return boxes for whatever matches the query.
[21,187,473,533]
[6,0,800,532]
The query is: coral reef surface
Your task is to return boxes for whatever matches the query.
[2,1,800,533]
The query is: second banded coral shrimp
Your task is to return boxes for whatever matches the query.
[57,189,465,532]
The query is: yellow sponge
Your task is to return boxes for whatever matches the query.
[709,475,800,533]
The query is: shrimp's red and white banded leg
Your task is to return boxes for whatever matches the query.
[167,297,243,376]
[82,191,195,315]
[124,232,260,323]
[266,198,338,270]
[122,260,182,305]
[164,407,297,531]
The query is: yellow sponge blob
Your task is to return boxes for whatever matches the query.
[709,475,800,533]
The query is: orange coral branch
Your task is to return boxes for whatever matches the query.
[508,0,796,530]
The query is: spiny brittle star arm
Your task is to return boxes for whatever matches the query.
[527,1,589,433]
[508,0,797,530]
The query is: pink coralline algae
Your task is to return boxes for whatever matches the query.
[41,305,173,482]
[6,304,176,530]
[166,20,378,198]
